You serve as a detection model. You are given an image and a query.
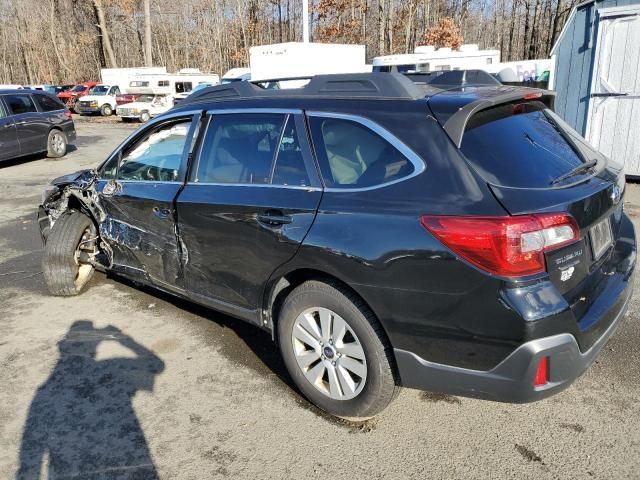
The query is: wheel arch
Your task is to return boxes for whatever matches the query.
[263,267,392,348]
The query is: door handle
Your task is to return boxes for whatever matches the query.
[152,206,171,219]
[257,212,293,226]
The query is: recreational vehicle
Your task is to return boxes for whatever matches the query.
[372,44,500,73]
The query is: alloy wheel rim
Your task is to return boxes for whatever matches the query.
[52,133,64,154]
[291,307,367,400]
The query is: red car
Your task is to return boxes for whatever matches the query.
[57,82,99,112]
[115,93,140,106]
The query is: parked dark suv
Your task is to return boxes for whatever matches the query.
[38,74,635,419]
[0,90,76,162]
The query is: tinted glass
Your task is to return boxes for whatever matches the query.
[90,86,109,95]
[35,94,64,112]
[309,117,414,188]
[460,101,597,188]
[6,95,37,114]
[196,113,285,184]
[118,121,191,182]
[272,116,310,187]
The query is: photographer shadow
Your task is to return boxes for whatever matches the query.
[17,320,164,480]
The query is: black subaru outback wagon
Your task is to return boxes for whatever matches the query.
[38,73,635,419]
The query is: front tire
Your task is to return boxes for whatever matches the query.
[46,129,67,158]
[100,104,113,116]
[278,280,399,419]
[139,111,151,123]
[42,212,96,296]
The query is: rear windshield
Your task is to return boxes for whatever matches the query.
[460,101,600,188]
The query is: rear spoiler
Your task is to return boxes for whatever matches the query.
[441,89,556,148]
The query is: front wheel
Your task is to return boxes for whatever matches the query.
[42,212,97,296]
[278,280,399,419]
[100,104,113,116]
[139,111,151,123]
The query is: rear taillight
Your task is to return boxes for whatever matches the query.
[420,213,580,277]
[64,110,72,119]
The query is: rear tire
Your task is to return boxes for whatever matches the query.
[100,104,113,116]
[278,280,400,419]
[42,212,96,296]
[46,129,67,158]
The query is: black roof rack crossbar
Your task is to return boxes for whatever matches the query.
[441,89,556,148]
[180,73,425,105]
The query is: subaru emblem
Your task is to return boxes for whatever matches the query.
[611,185,622,205]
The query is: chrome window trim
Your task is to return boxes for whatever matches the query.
[306,110,426,192]
[186,182,321,192]
[205,108,303,115]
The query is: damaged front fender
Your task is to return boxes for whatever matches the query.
[38,169,110,267]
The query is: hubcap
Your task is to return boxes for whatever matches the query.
[291,307,367,400]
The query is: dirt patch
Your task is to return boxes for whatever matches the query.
[515,444,544,463]
[421,391,462,404]
[559,422,585,433]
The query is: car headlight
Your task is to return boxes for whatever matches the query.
[90,101,98,107]
[132,108,139,114]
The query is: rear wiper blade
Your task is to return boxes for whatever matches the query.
[550,159,598,185]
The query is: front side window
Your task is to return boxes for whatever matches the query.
[116,120,192,182]
[35,94,64,112]
[195,113,285,184]
[309,117,415,188]
[89,86,109,96]
[5,95,37,114]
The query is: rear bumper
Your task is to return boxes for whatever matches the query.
[395,276,633,402]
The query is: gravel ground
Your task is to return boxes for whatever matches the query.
[0,120,639,479]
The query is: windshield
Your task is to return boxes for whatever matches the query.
[460,101,603,188]
[71,85,86,92]
[89,86,109,95]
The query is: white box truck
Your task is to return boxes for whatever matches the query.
[249,42,368,82]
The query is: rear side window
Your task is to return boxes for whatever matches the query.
[195,113,285,184]
[0,100,8,118]
[35,94,64,112]
[460,101,599,188]
[309,117,415,188]
[272,116,310,187]
[6,95,37,114]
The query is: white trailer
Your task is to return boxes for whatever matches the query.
[485,59,553,82]
[249,42,368,82]
[100,67,167,92]
[127,69,220,96]
[372,44,500,73]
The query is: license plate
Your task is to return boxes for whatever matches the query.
[590,217,613,260]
